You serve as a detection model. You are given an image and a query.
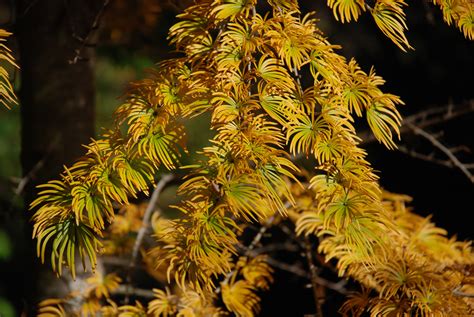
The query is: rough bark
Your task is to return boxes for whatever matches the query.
[17,0,99,200]
[11,0,102,314]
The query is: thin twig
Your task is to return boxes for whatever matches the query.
[245,214,276,255]
[407,123,473,182]
[304,237,323,317]
[250,241,299,254]
[124,174,173,303]
[242,249,349,295]
[7,135,60,218]
[69,0,110,64]
[453,289,474,298]
[358,100,474,144]
[215,212,278,294]
[397,145,455,169]
[114,285,155,299]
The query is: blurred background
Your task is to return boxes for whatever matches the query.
[0,0,472,316]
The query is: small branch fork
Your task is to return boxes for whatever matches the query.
[406,123,473,183]
[69,0,111,64]
[215,213,278,294]
[124,173,174,303]
[359,99,474,144]
[357,100,474,182]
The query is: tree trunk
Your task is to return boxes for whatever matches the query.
[12,0,102,314]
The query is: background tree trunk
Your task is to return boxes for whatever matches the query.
[10,0,102,314]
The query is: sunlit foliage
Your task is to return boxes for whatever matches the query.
[0,30,17,109]
[26,1,474,316]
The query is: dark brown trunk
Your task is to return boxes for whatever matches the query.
[17,0,99,200]
[12,0,102,314]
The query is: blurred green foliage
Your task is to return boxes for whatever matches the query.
[0,229,11,260]
[0,297,15,317]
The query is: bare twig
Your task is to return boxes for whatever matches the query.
[304,237,324,317]
[358,100,474,144]
[245,214,277,255]
[69,0,110,64]
[453,285,474,298]
[407,123,473,182]
[125,174,173,303]
[397,145,454,169]
[453,289,474,298]
[242,250,349,295]
[215,213,278,294]
[250,241,299,254]
[22,0,41,17]
[114,285,155,299]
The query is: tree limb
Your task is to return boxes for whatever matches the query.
[304,237,324,317]
[114,285,155,299]
[125,173,173,302]
[407,123,473,182]
[359,100,474,144]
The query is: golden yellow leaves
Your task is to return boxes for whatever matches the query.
[288,113,331,157]
[0,29,17,109]
[265,13,319,70]
[137,123,186,170]
[37,272,122,316]
[148,288,223,317]
[27,1,474,316]
[370,0,413,51]
[332,191,474,316]
[37,299,67,317]
[221,255,273,317]
[366,97,402,150]
[86,272,122,301]
[239,256,274,290]
[327,0,366,23]
[222,281,260,317]
[326,0,413,51]
[148,288,178,316]
[434,0,474,40]
[212,0,257,21]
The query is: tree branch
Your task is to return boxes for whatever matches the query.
[359,100,474,144]
[407,123,474,182]
[453,289,474,298]
[304,237,323,317]
[125,173,173,303]
[114,285,155,299]
[397,145,455,169]
[69,0,110,64]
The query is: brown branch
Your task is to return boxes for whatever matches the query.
[114,285,155,299]
[359,100,474,144]
[215,213,278,294]
[125,174,173,303]
[69,0,110,64]
[407,123,474,182]
[251,241,299,254]
[245,214,277,255]
[453,289,474,298]
[304,237,323,317]
[397,145,455,169]
[242,250,349,295]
